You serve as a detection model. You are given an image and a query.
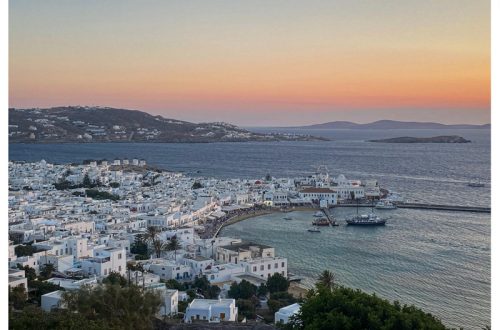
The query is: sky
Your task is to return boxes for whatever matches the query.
[9,0,490,126]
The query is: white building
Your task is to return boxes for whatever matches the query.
[41,290,65,311]
[80,247,126,277]
[298,188,337,206]
[275,303,301,324]
[184,299,238,323]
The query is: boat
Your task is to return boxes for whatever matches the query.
[313,211,324,217]
[468,180,485,187]
[312,217,330,226]
[385,191,404,203]
[307,227,321,233]
[283,216,293,220]
[346,199,387,226]
[346,213,387,226]
[375,200,397,209]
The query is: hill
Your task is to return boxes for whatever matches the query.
[8,106,328,143]
[368,135,471,143]
[292,120,490,130]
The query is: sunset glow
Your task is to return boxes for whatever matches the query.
[9,0,490,125]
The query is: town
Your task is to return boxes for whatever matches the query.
[8,159,384,326]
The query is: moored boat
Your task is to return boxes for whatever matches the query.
[375,200,397,209]
[312,218,330,226]
[313,211,324,217]
[307,227,321,233]
[346,213,387,226]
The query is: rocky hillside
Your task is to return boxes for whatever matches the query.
[9,107,327,143]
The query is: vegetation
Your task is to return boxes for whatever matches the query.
[14,244,39,257]
[192,275,221,299]
[130,235,149,259]
[283,270,449,330]
[228,280,257,300]
[192,181,203,189]
[85,189,120,201]
[9,286,27,310]
[165,236,182,260]
[102,271,128,287]
[109,182,120,188]
[266,273,289,293]
[141,227,162,258]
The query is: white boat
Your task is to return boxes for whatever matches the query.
[375,200,397,209]
[313,211,323,217]
[468,180,485,187]
[385,192,404,203]
[283,216,293,220]
[307,227,321,233]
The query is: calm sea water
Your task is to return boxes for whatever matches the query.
[9,128,490,328]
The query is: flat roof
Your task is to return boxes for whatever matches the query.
[219,242,272,252]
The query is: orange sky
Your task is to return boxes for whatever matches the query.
[9,0,490,125]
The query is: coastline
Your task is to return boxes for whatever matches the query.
[213,205,318,238]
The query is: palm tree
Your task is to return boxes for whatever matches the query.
[165,236,182,260]
[317,270,336,291]
[141,226,161,257]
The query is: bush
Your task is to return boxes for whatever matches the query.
[266,273,289,294]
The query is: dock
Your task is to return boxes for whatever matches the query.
[335,203,490,213]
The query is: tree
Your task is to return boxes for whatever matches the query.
[82,173,92,187]
[102,271,127,287]
[17,265,36,282]
[109,182,120,188]
[192,181,203,189]
[39,263,56,280]
[62,283,162,330]
[287,285,448,330]
[228,280,257,300]
[317,270,336,291]
[266,273,289,294]
[141,227,161,258]
[15,244,38,257]
[165,237,182,260]
[237,299,257,319]
[193,276,220,299]
[265,173,272,181]
[257,283,269,297]
[9,286,27,310]
[130,235,149,257]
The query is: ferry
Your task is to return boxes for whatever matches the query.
[346,213,387,226]
[375,200,397,209]
[307,227,321,233]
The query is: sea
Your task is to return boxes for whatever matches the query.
[9,128,490,329]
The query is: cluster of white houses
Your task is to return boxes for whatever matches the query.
[8,160,383,324]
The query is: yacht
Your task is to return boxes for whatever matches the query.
[346,213,387,226]
[375,200,397,210]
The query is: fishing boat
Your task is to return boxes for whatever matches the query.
[307,227,321,233]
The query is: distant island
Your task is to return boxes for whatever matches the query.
[8,106,328,143]
[291,120,490,130]
[368,135,471,143]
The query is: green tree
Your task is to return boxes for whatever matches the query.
[17,265,37,282]
[266,273,289,294]
[288,285,448,330]
[317,270,336,291]
[165,237,182,260]
[228,280,257,300]
[15,244,38,257]
[9,285,27,310]
[39,263,56,280]
[141,227,161,258]
[192,181,203,189]
[82,173,92,187]
[130,235,149,257]
[109,182,120,188]
[102,271,127,287]
[257,283,269,297]
[62,283,162,330]
[237,299,257,319]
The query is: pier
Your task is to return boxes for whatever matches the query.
[335,203,490,213]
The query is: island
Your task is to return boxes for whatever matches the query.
[290,120,490,130]
[368,135,471,143]
[8,106,329,143]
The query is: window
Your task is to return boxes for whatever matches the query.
[260,265,264,271]
[268,264,271,270]
[118,253,122,259]
[275,263,278,268]
[118,266,122,271]
[253,266,257,272]
[282,262,285,267]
